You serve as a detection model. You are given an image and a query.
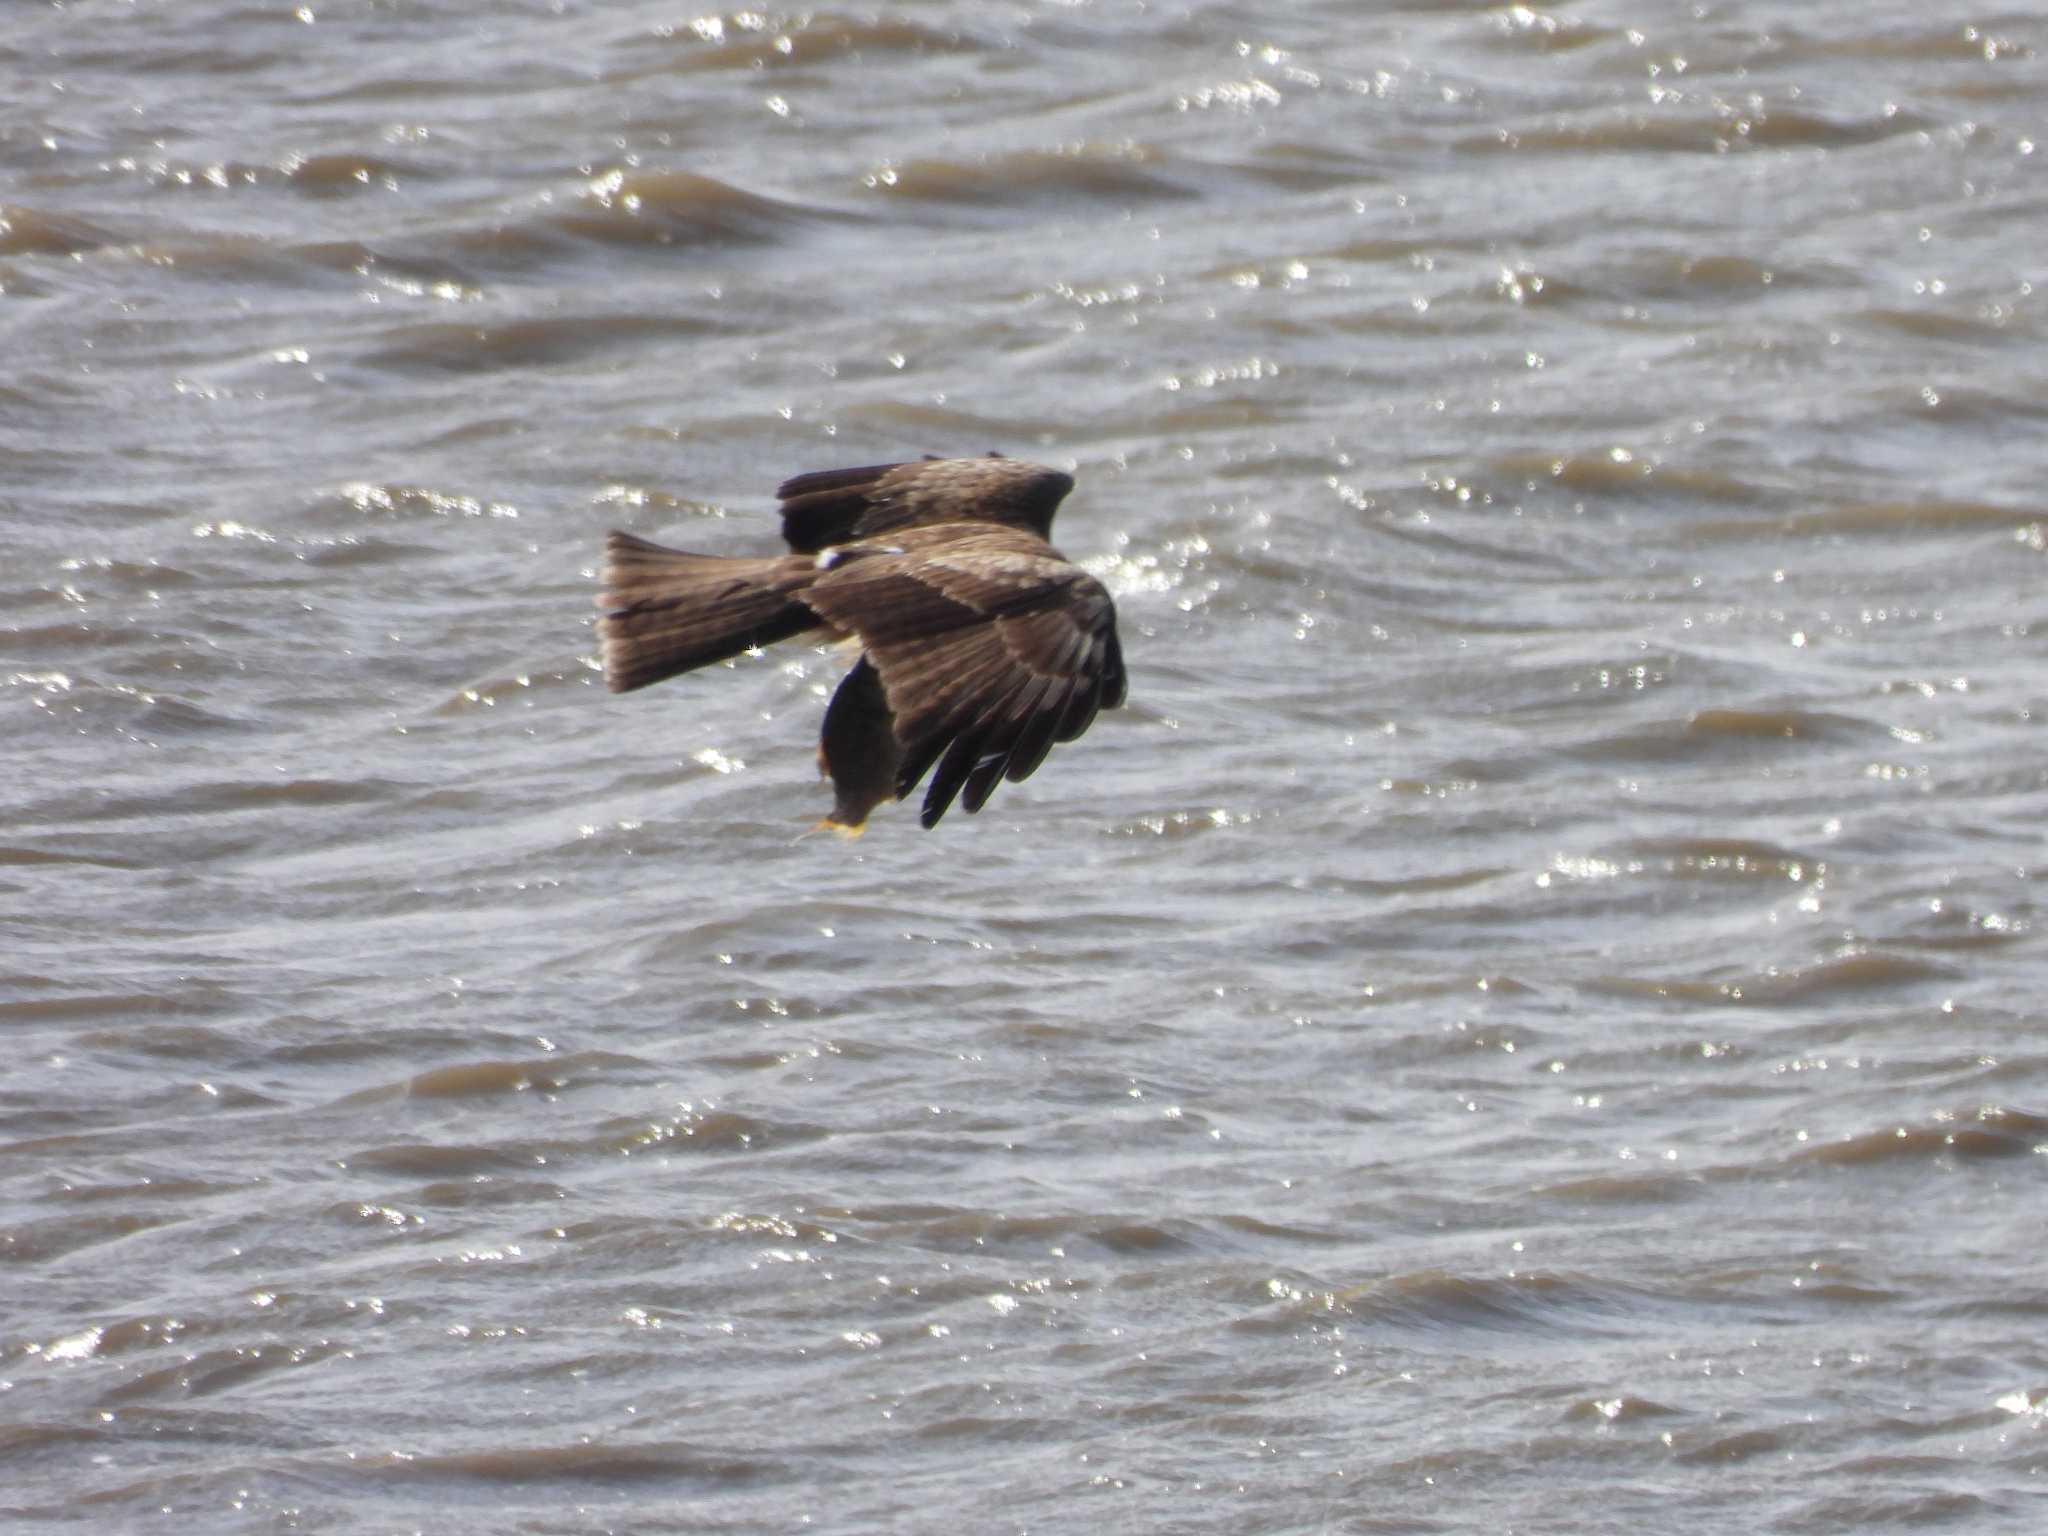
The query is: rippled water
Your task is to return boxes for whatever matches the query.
[7,1,2048,1530]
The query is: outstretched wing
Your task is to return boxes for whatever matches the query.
[798,527,1125,827]
[774,456,1075,553]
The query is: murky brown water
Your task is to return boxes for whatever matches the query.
[6,1,2048,1530]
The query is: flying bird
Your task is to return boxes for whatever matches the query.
[598,456,1126,832]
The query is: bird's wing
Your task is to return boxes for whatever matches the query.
[773,456,1074,553]
[798,531,1124,827]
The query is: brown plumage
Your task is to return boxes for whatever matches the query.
[598,457,1126,830]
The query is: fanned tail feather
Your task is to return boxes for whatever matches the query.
[598,531,816,693]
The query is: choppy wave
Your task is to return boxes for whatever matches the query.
[1490,448,1770,505]
[1476,103,1932,156]
[357,313,727,374]
[549,168,829,249]
[646,10,977,74]
[1793,1108,2047,1166]
[863,145,1193,209]
[1586,948,1957,1007]
[0,203,123,257]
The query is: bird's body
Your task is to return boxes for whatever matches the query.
[598,457,1126,830]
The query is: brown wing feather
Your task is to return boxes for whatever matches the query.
[774,457,1075,553]
[799,527,1122,825]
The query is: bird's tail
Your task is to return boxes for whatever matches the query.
[598,531,817,693]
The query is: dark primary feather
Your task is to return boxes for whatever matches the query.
[774,456,1076,553]
[598,459,1124,829]
[798,527,1122,827]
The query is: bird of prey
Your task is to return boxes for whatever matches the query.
[597,456,1126,832]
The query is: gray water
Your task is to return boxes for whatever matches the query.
[6,1,2047,1530]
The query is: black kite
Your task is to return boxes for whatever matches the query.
[598,457,1127,831]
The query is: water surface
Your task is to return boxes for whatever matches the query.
[5,2,2047,1530]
